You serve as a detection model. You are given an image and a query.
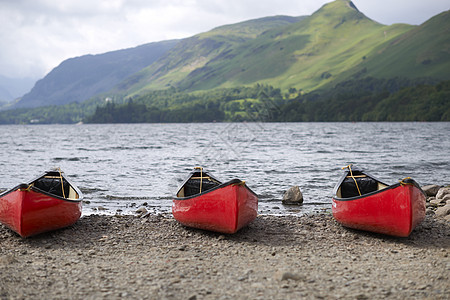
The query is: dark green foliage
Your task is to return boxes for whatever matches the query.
[274,78,450,122]
[83,101,225,123]
[1,78,448,124]
[84,78,450,123]
[84,85,278,123]
[0,99,101,124]
[362,81,450,121]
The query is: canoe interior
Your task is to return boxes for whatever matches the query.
[31,173,80,200]
[177,170,221,198]
[336,171,388,199]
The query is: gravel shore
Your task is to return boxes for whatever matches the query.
[1,213,449,299]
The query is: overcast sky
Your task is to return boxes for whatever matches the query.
[0,0,448,80]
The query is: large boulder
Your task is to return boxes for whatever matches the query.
[436,187,450,200]
[421,185,441,197]
[282,186,303,205]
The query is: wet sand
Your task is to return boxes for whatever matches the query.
[1,213,449,299]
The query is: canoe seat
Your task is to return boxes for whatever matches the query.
[34,177,70,198]
[341,176,378,198]
[183,179,219,197]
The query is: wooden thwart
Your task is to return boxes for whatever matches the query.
[346,175,367,178]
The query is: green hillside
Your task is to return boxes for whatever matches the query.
[116,0,440,96]
[176,0,413,92]
[351,10,450,79]
[117,16,305,96]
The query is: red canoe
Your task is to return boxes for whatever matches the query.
[331,165,426,237]
[0,169,83,238]
[173,168,258,234]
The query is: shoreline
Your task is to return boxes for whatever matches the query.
[1,213,449,299]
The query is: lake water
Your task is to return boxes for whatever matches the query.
[1,122,449,216]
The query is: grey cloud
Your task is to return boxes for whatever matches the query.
[0,0,448,79]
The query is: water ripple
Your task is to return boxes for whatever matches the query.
[1,122,449,216]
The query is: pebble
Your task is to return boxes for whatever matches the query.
[280,272,305,281]
[135,207,147,214]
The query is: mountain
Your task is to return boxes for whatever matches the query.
[115,0,419,95]
[346,10,450,80]
[114,15,306,96]
[7,0,450,110]
[0,75,36,103]
[12,40,179,108]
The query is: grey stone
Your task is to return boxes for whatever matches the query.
[281,272,305,281]
[436,187,450,200]
[422,185,441,197]
[0,255,17,265]
[135,207,148,214]
[430,198,447,206]
[282,186,304,205]
[429,199,441,207]
[435,204,450,218]
[426,208,435,215]
[277,271,305,281]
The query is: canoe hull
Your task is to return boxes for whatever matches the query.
[0,189,82,238]
[332,183,426,237]
[173,182,258,234]
[0,170,83,238]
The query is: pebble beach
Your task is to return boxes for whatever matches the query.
[1,211,449,300]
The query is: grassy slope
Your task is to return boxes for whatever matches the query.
[180,0,414,92]
[115,0,448,99]
[119,16,305,96]
[358,10,450,79]
[118,0,414,95]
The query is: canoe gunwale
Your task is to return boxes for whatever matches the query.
[332,172,423,202]
[175,178,257,201]
[331,166,424,201]
[333,182,398,202]
[0,171,84,203]
[175,168,258,201]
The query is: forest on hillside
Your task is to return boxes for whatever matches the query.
[84,78,450,123]
[1,77,449,124]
